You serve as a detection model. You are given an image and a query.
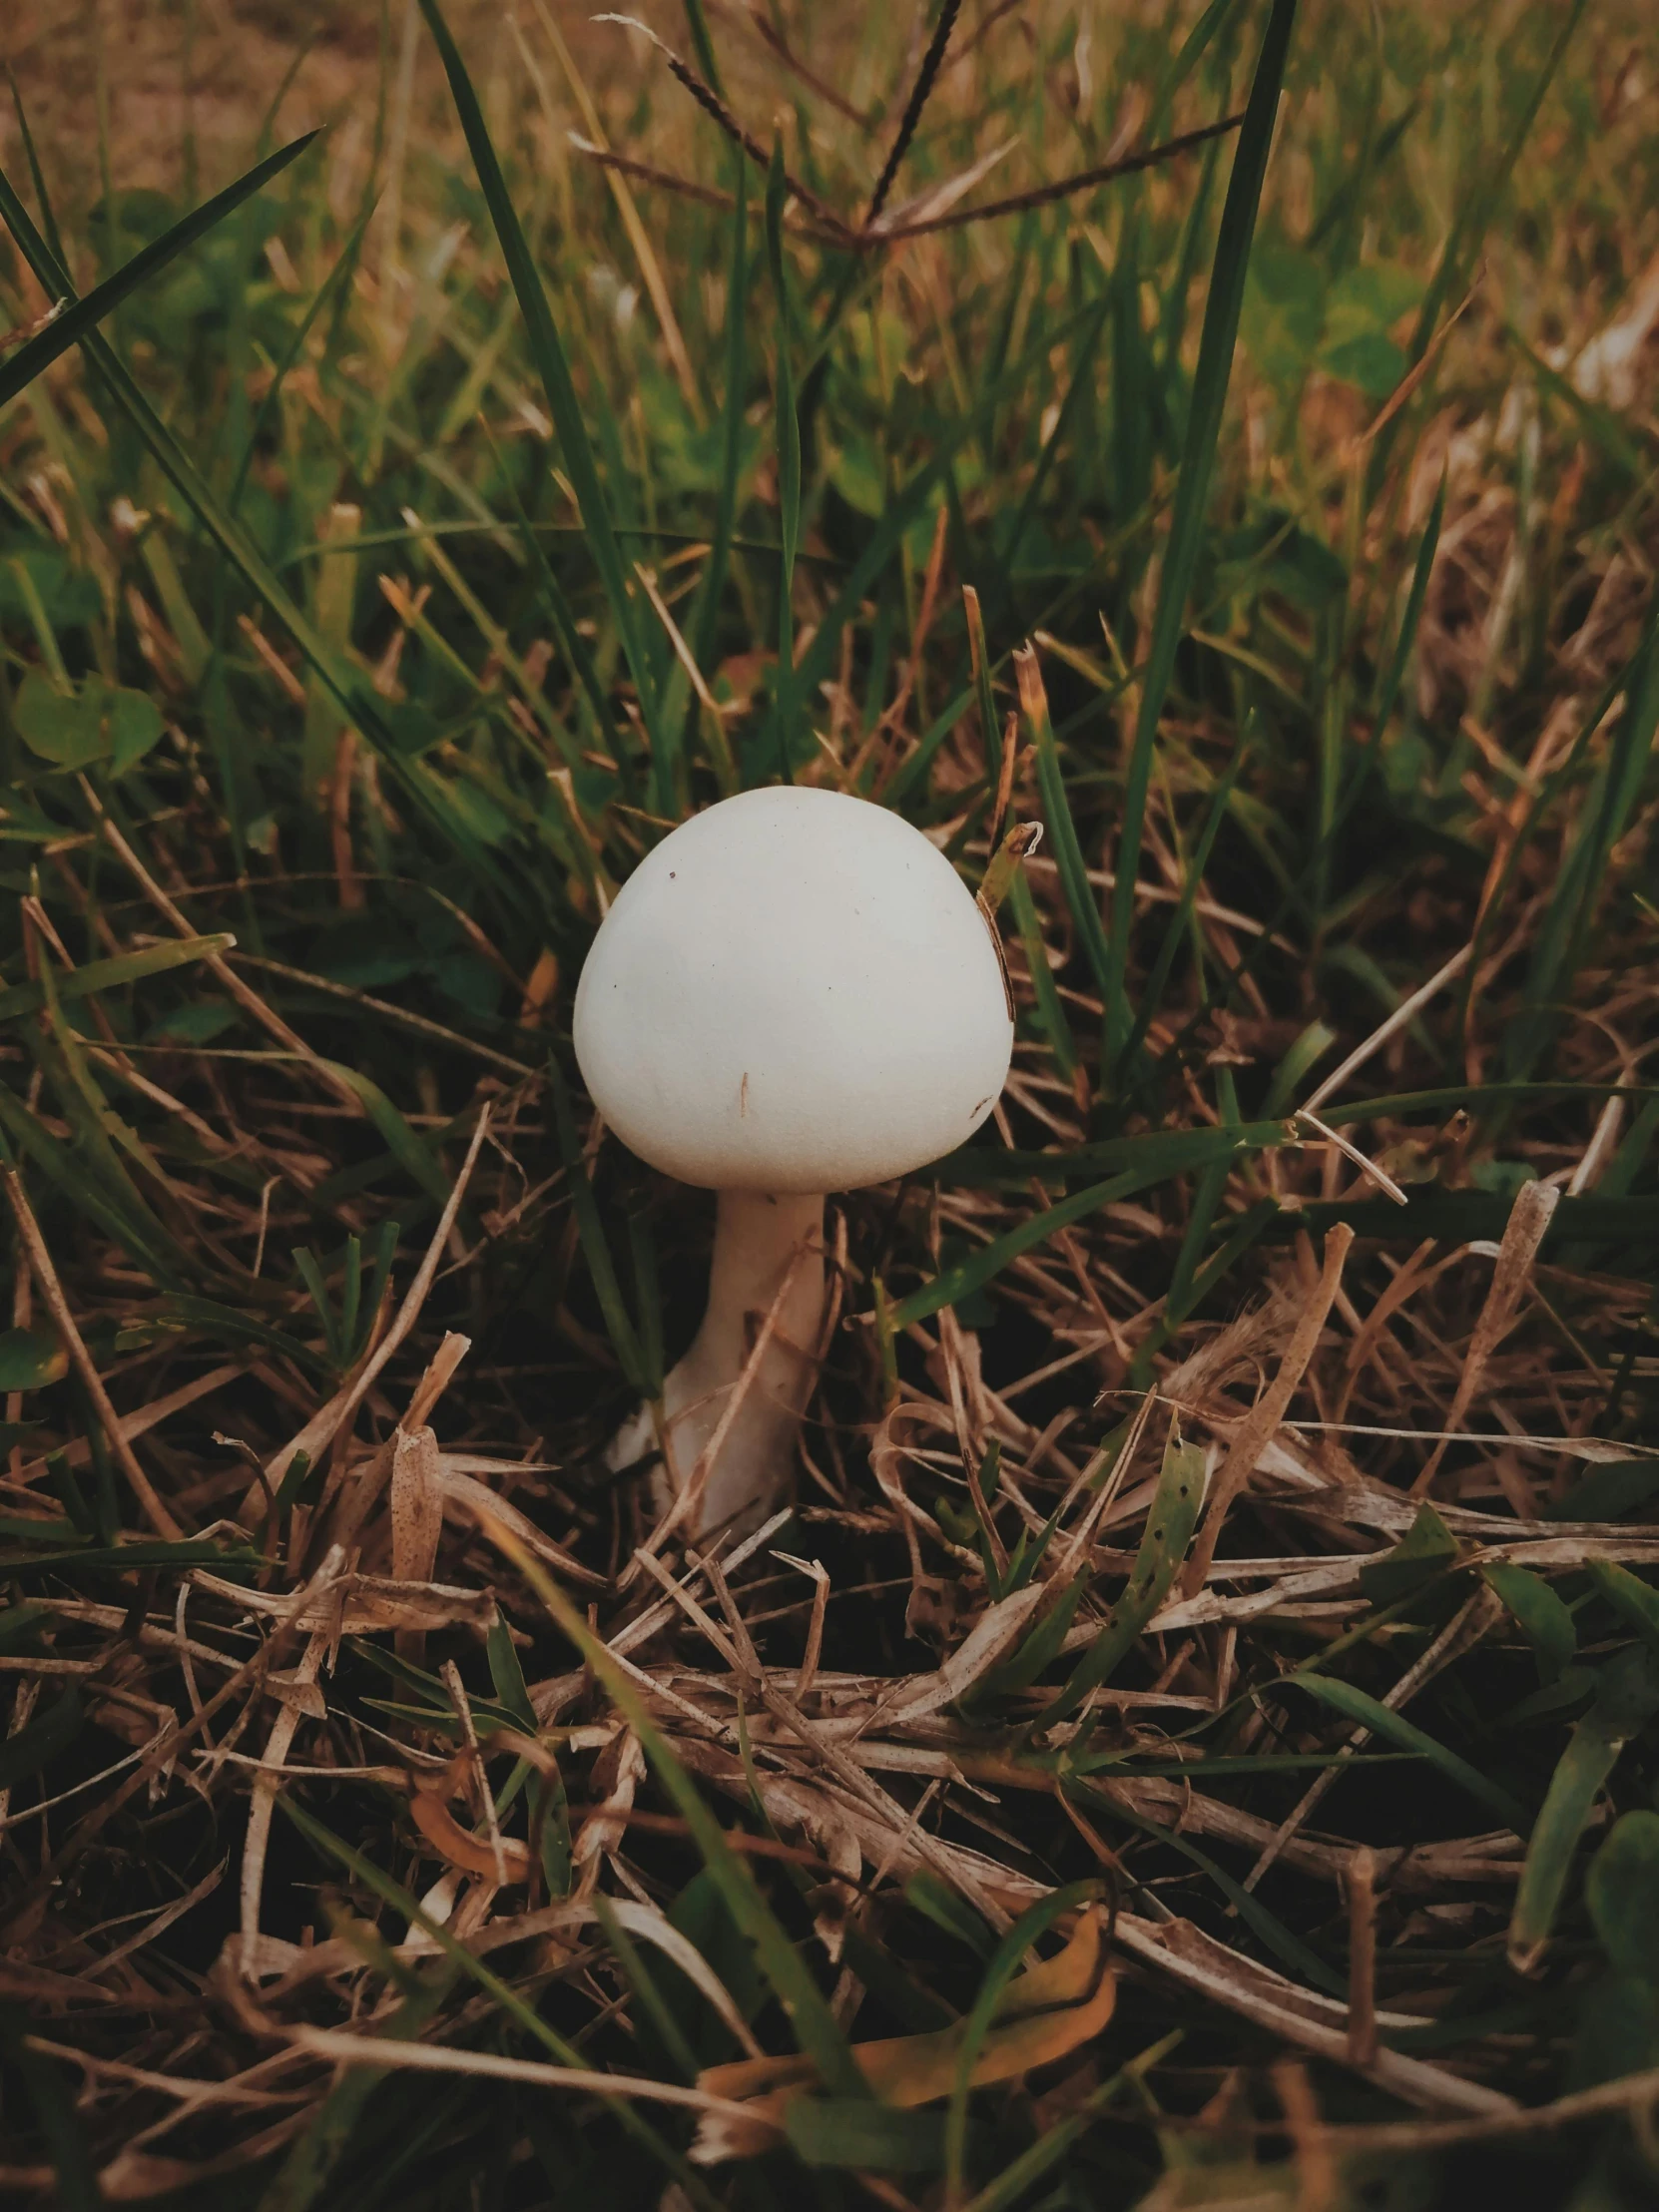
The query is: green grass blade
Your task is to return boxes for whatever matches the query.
[277,1796,720,2206]
[1014,647,1111,999]
[1288,1673,1529,1830]
[548,1061,646,1391]
[1508,1645,1659,1972]
[1104,0,1299,1059]
[765,140,800,786]
[678,154,749,781]
[1117,725,1251,1084]
[487,1525,870,2101]
[944,1883,1099,2199]
[1006,869,1080,1093]
[415,0,659,745]
[0,934,235,1024]
[1038,1425,1204,1729]
[0,133,318,412]
[1367,469,1446,742]
[890,1139,1261,1331]
[228,201,374,516]
[1508,597,1659,1078]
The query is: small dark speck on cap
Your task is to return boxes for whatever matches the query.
[669,870,677,878]
[970,1097,991,1116]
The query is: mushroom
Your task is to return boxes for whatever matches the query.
[573,787,1013,1537]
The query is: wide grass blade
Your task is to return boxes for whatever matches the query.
[1289,1672,1529,1831]
[1508,1644,1659,1972]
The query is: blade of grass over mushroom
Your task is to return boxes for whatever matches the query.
[482,1520,870,2101]
[1037,1425,1205,1730]
[1103,0,1298,1065]
[0,132,317,411]
[415,0,660,746]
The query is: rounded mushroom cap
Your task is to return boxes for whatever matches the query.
[574,788,1014,1193]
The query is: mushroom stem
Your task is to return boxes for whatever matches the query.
[655,1189,826,1536]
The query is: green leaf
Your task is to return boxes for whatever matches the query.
[1,1538,258,1577]
[786,2100,951,2173]
[1586,1812,1659,1986]
[1509,1645,1659,1972]
[14,670,163,774]
[1040,1424,1206,1727]
[1546,1461,1659,1523]
[1239,239,1324,386]
[1483,1563,1576,1686]
[485,1615,538,1732]
[1589,1561,1659,1657]
[1289,1673,1529,1831]
[317,1063,454,1210]
[903,1868,994,1959]
[0,1328,67,1390]
[1357,1500,1460,1606]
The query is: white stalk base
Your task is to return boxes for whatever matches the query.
[608,1190,826,1540]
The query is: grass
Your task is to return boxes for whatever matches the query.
[0,0,1657,2204]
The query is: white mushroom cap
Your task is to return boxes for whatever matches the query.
[574,788,1013,1194]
